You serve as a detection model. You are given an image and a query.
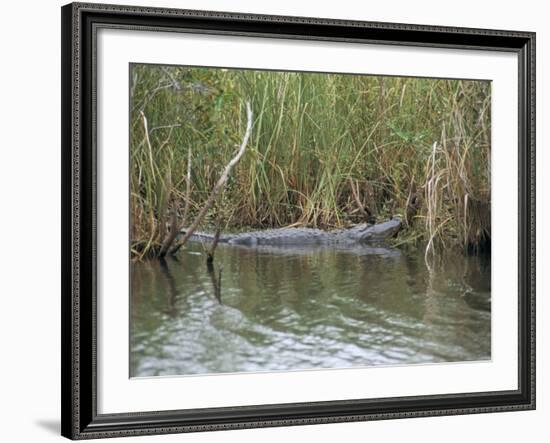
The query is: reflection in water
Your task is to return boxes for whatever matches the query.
[130,242,491,377]
[206,261,222,304]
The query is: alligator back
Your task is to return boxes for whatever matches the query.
[228,227,332,246]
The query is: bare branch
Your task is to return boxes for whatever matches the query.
[158,168,172,242]
[181,148,193,229]
[150,124,181,135]
[158,148,193,257]
[159,205,178,257]
[170,102,253,255]
[140,111,157,185]
[161,66,181,90]
[348,177,370,222]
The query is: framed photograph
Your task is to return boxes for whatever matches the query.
[61,2,535,439]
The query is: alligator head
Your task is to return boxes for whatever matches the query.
[344,218,402,243]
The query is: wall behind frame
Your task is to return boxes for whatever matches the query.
[0,0,545,442]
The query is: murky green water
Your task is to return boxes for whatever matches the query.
[130,241,490,377]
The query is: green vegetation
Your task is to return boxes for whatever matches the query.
[130,64,491,260]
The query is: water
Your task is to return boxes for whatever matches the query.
[130,241,491,377]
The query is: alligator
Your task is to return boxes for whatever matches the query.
[180,218,401,247]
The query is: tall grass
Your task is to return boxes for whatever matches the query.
[130,64,491,259]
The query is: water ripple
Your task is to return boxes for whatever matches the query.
[130,242,491,376]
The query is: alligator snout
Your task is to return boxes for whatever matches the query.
[359,218,401,242]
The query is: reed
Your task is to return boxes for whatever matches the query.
[130,64,491,259]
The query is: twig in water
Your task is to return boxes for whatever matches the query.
[206,262,223,304]
[206,226,221,264]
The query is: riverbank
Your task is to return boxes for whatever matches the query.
[130,65,491,259]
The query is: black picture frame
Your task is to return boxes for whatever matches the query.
[61,2,536,439]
